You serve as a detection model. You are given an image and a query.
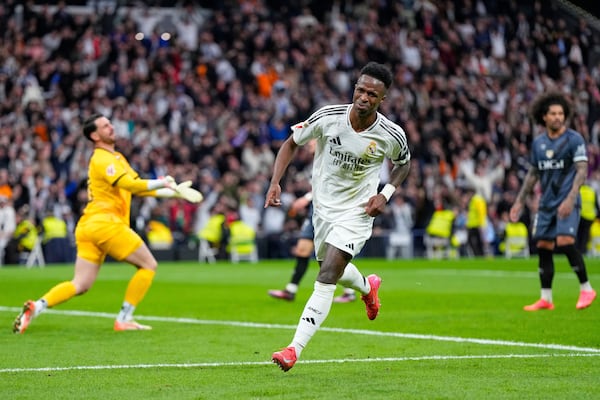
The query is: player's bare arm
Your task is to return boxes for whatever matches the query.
[265,136,299,208]
[388,161,411,188]
[510,168,539,222]
[516,168,539,204]
[365,161,411,217]
[558,160,588,218]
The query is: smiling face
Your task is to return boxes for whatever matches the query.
[352,74,387,118]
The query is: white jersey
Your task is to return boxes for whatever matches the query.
[292,104,410,221]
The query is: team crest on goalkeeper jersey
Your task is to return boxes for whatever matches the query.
[106,164,116,176]
[545,149,554,159]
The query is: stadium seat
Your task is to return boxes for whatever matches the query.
[503,236,530,259]
[424,235,456,259]
[146,220,174,250]
[588,220,600,258]
[198,239,217,263]
[501,221,530,259]
[197,214,225,264]
[23,235,45,268]
[424,209,457,259]
[386,232,413,259]
[227,221,258,263]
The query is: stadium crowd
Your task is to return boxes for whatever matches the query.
[1,0,600,261]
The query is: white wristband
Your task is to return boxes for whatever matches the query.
[155,188,176,198]
[379,184,396,202]
[147,178,166,190]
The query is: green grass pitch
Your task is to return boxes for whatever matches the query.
[0,257,599,399]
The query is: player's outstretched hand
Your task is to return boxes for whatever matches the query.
[163,175,177,190]
[175,181,203,203]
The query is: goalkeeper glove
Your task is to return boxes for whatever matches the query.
[147,175,178,191]
[174,181,203,203]
[164,175,177,188]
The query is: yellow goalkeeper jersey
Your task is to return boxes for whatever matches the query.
[81,148,138,225]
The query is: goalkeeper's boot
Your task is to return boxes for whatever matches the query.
[576,290,596,310]
[268,289,295,301]
[272,346,297,372]
[361,274,382,320]
[114,320,152,331]
[13,300,36,334]
[523,298,554,311]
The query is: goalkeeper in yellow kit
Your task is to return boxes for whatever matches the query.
[13,114,203,333]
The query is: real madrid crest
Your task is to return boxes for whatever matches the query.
[545,149,554,159]
[367,141,376,155]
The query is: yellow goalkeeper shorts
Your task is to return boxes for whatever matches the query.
[75,214,143,265]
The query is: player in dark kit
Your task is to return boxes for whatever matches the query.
[510,92,596,311]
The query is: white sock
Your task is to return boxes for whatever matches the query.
[285,283,299,294]
[337,262,370,295]
[289,281,336,358]
[116,301,135,322]
[33,299,48,318]
[541,289,553,303]
[580,282,593,292]
[343,287,355,295]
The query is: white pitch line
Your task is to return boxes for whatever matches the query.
[0,353,599,374]
[417,269,600,279]
[2,306,599,354]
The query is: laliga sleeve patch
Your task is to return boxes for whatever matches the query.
[106,164,116,176]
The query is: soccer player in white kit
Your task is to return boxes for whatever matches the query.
[265,62,411,371]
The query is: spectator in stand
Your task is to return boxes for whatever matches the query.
[464,184,490,257]
[0,168,12,200]
[0,194,16,264]
[578,182,599,254]
[168,197,198,245]
[387,194,415,259]
[4,205,38,265]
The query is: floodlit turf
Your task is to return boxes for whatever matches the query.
[0,257,599,399]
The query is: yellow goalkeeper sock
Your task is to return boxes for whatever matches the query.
[42,281,77,308]
[124,269,156,306]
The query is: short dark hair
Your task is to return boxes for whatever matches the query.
[82,113,104,141]
[529,91,572,126]
[360,62,393,89]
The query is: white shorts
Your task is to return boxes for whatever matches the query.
[312,210,374,261]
